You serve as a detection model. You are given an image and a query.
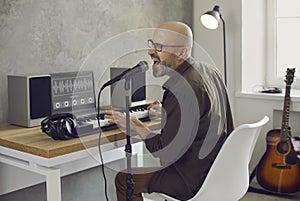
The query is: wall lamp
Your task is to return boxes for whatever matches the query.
[200,5,227,86]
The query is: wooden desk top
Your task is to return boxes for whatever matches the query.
[0,120,160,158]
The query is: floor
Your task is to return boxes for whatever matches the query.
[242,180,300,201]
[241,192,299,201]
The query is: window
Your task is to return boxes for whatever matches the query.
[267,0,300,88]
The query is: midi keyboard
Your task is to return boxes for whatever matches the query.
[75,104,150,136]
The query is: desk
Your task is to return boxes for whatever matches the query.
[0,120,160,201]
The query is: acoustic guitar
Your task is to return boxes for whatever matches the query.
[256,68,300,193]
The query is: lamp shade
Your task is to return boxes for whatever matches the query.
[200,5,221,30]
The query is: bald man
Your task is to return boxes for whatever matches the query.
[111,21,234,201]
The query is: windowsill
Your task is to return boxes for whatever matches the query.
[236,90,300,103]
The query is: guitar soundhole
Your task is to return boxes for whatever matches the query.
[277,142,289,154]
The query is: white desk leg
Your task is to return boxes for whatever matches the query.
[28,164,62,201]
[133,141,144,167]
[45,168,61,201]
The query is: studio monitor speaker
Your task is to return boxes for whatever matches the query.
[8,74,52,127]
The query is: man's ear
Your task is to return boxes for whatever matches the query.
[178,47,188,59]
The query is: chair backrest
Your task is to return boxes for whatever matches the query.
[191,116,269,201]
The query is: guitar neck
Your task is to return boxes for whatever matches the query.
[281,84,291,141]
[280,67,295,141]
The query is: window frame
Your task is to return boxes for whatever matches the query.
[266,0,300,88]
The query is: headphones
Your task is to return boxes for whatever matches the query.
[41,113,78,140]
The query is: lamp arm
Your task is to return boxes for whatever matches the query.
[220,15,227,86]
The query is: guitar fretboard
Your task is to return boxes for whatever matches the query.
[280,68,295,141]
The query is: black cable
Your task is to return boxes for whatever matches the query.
[97,88,110,201]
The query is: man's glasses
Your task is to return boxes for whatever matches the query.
[147,39,184,52]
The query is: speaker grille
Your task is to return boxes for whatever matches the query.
[29,77,51,119]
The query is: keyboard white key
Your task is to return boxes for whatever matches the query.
[130,110,148,119]
[85,118,111,129]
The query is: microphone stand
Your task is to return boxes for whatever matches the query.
[124,77,134,201]
[98,61,148,201]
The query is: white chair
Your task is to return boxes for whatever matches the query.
[144,116,269,201]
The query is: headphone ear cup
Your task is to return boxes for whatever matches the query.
[41,113,78,140]
[41,117,58,140]
[62,117,78,138]
[48,121,60,140]
[55,120,67,140]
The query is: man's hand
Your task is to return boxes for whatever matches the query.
[105,110,151,140]
[147,100,162,118]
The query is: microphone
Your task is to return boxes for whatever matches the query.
[100,61,148,91]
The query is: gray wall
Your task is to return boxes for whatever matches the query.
[0,0,192,200]
[0,0,193,123]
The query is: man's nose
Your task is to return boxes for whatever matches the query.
[148,48,156,55]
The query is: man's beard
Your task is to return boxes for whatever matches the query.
[152,61,174,77]
[152,53,177,77]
